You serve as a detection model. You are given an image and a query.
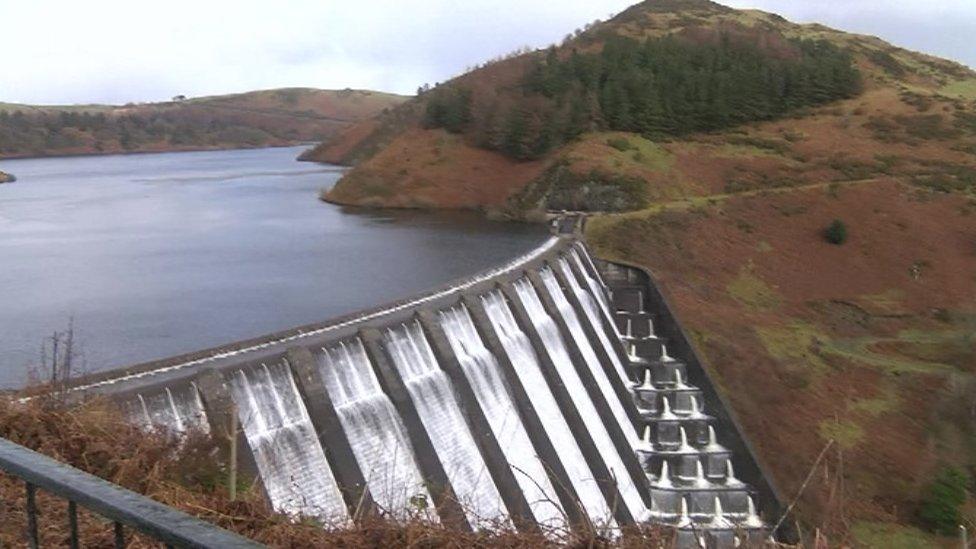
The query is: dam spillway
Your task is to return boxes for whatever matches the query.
[69,229,787,547]
[385,320,509,528]
[228,360,347,522]
[439,305,565,528]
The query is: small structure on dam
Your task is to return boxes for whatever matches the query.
[67,233,787,547]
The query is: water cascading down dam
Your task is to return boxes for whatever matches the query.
[68,224,789,547]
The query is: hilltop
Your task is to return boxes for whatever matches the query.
[304,0,976,544]
[0,88,406,159]
[308,0,975,215]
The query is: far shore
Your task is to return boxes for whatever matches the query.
[0,141,320,163]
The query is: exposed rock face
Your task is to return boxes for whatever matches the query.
[0,171,14,183]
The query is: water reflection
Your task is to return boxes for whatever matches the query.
[0,146,545,388]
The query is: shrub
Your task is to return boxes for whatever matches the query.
[606,136,633,151]
[823,219,848,245]
[727,135,792,155]
[782,130,805,143]
[826,182,841,198]
[896,114,962,140]
[918,467,970,535]
[863,116,903,143]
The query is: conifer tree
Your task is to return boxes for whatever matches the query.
[421,30,862,160]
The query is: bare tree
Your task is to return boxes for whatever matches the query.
[38,317,84,397]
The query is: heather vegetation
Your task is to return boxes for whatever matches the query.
[425,34,861,161]
[0,395,672,547]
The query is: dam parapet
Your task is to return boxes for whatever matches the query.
[66,233,787,546]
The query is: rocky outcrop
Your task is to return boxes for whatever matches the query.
[0,171,15,184]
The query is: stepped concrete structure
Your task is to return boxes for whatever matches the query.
[66,219,790,547]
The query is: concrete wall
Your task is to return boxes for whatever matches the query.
[594,257,795,542]
[71,230,781,543]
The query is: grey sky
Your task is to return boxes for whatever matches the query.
[2,1,973,105]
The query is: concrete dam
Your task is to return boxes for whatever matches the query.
[67,231,787,547]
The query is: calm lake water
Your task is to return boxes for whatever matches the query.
[0,146,545,388]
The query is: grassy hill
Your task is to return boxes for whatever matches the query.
[308,0,976,215]
[0,88,406,159]
[305,0,976,544]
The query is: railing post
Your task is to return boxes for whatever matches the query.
[228,411,238,502]
[68,500,79,549]
[25,481,38,549]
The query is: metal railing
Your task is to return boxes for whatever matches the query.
[0,437,263,548]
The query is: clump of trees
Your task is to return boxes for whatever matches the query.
[0,109,280,156]
[918,467,970,535]
[424,33,861,161]
[423,87,472,134]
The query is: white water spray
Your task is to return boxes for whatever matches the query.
[440,305,563,527]
[229,361,347,522]
[725,458,743,487]
[655,460,673,488]
[559,257,633,389]
[482,290,615,526]
[515,278,648,521]
[540,267,640,445]
[385,321,508,527]
[318,339,431,519]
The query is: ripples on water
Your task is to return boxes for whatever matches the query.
[0,146,545,388]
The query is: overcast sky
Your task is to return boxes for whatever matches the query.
[2,0,973,105]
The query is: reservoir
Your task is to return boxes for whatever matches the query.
[0,146,545,388]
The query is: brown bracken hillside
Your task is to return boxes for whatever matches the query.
[305,0,976,545]
[0,88,406,159]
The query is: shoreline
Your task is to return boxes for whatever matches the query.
[0,141,319,163]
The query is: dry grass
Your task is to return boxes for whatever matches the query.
[0,395,677,548]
